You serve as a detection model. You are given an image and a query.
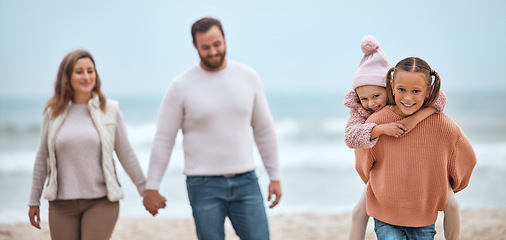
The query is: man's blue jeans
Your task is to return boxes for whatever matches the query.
[186,171,269,240]
[374,218,437,240]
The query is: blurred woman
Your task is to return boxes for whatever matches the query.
[28,50,146,240]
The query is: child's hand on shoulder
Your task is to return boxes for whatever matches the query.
[379,122,406,138]
[398,118,417,136]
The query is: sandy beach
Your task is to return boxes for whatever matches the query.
[1,209,505,240]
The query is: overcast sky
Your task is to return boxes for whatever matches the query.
[1,0,505,98]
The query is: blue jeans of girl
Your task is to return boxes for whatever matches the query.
[374,218,437,240]
[186,171,269,240]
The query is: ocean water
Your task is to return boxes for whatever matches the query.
[1,90,505,224]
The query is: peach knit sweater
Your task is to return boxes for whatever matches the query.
[355,107,476,227]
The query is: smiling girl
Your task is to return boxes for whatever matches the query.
[344,37,449,240]
[354,57,476,239]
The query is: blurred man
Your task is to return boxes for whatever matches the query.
[143,17,282,240]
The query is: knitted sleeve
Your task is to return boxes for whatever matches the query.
[146,82,184,190]
[114,109,147,196]
[343,90,378,149]
[354,148,374,184]
[251,75,280,181]
[432,90,447,113]
[448,132,477,193]
[28,111,50,206]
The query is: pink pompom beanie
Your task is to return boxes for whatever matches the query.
[352,35,390,90]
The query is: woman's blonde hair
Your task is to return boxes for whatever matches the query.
[46,50,106,118]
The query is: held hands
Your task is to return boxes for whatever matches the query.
[143,190,167,216]
[268,181,282,208]
[380,122,406,138]
[29,191,168,228]
[398,107,438,137]
[398,118,417,136]
[28,206,41,229]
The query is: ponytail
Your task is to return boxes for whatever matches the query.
[385,67,396,105]
[423,69,441,107]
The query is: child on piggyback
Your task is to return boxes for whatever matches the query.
[344,36,462,240]
[353,56,476,239]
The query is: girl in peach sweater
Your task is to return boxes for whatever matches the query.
[354,57,476,239]
[344,36,460,240]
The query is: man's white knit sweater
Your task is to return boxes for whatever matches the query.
[146,61,280,190]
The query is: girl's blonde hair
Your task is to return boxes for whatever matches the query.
[386,57,441,107]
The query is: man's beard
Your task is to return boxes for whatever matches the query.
[200,49,227,70]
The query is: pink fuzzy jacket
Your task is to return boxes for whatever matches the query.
[343,90,447,149]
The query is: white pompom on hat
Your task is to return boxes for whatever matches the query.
[352,35,390,90]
